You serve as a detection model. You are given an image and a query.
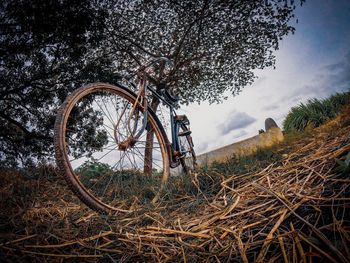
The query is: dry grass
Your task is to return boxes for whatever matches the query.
[1,107,350,262]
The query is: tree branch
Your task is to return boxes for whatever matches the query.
[0,111,51,141]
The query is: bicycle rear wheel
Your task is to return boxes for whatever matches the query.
[179,124,197,174]
[54,83,169,214]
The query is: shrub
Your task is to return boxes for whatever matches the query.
[283,91,350,133]
[75,160,113,181]
[74,160,165,203]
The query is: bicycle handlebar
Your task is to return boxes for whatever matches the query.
[124,57,173,81]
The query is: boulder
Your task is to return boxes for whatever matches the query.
[265,118,278,131]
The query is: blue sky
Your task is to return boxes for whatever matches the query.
[183,0,350,154]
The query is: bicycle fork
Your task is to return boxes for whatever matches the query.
[117,74,149,151]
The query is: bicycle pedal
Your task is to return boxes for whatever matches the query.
[178,130,191,136]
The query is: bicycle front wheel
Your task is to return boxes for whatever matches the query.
[54,83,169,214]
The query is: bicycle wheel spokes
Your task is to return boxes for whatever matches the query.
[56,84,169,213]
[179,125,197,174]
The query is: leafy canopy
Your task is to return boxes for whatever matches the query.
[105,0,300,103]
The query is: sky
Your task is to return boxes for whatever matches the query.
[182,0,350,155]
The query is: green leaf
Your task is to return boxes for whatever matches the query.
[344,152,350,166]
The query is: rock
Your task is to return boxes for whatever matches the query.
[265,118,279,131]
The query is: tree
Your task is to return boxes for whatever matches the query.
[0,0,302,166]
[0,0,116,166]
[103,0,301,103]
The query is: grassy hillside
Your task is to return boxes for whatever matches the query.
[1,107,350,262]
[283,91,350,132]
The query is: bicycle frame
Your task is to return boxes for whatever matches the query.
[147,85,182,153]
[121,57,190,168]
[125,77,184,168]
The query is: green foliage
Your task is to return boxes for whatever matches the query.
[74,160,113,180]
[0,0,117,167]
[74,161,163,203]
[103,1,300,105]
[335,152,350,175]
[283,91,350,133]
[66,104,109,160]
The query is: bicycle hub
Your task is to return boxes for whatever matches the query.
[118,137,137,151]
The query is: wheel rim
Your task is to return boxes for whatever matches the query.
[179,125,196,173]
[59,85,168,211]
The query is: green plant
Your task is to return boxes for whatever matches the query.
[335,152,350,175]
[74,160,113,179]
[283,91,350,133]
[74,160,166,204]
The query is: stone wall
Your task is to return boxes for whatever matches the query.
[196,126,284,166]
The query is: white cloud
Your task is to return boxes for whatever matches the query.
[218,111,256,135]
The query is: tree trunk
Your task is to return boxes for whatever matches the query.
[143,97,160,175]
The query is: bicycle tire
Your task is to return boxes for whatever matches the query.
[179,123,197,174]
[54,83,169,214]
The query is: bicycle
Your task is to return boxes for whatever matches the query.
[54,57,197,214]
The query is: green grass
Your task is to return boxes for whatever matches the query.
[163,147,283,201]
[75,160,163,204]
[283,91,350,133]
[207,148,282,176]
